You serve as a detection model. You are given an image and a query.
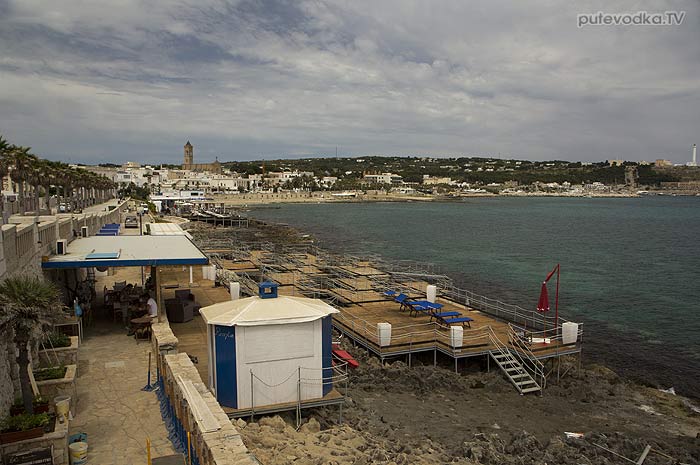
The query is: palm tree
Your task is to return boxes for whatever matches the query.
[41,160,60,214]
[8,147,38,215]
[0,275,66,414]
[0,137,12,223]
[27,158,46,214]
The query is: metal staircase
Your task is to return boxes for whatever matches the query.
[489,350,541,394]
[487,327,544,395]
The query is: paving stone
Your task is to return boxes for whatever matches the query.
[70,322,176,464]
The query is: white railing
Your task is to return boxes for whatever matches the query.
[248,361,350,427]
[15,225,34,258]
[504,325,546,390]
[442,284,573,334]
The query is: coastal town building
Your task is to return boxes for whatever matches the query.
[181,141,223,174]
[422,175,454,185]
[362,172,403,184]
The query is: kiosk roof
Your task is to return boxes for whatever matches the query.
[42,235,208,269]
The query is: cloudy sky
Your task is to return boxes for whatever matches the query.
[0,0,698,164]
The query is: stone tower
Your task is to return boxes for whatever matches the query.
[184,141,193,169]
[624,166,639,188]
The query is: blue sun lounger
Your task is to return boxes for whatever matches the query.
[394,293,411,311]
[429,311,461,321]
[409,300,443,310]
[407,302,431,317]
[383,290,398,298]
[439,316,473,328]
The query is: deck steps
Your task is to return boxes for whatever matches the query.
[490,349,542,395]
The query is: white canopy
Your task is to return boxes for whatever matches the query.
[200,295,339,327]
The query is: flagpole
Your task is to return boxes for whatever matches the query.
[543,300,546,339]
[555,264,560,338]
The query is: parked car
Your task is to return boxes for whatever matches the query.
[124,216,139,228]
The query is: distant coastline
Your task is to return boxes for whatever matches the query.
[202,190,685,206]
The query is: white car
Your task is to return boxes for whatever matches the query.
[124,216,139,228]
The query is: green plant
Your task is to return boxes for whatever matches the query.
[33,366,66,381]
[13,395,47,407]
[0,275,66,414]
[44,331,70,348]
[1,413,49,433]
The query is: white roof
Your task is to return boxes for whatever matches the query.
[42,235,208,269]
[200,295,339,327]
[148,223,192,238]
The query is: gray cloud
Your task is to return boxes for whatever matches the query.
[0,0,698,164]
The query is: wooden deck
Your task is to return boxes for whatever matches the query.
[221,390,345,418]
[149,247,582,398]
[337,265,388,277]
[334,297,581,360]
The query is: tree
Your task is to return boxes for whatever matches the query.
[0,275,66,414]
[7,147,38,215]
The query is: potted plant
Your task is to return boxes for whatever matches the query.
[44,331,71,348]
[9,396,50,416]
[0,413,49,444]
[33,366,67,382]
[0,275,66,415]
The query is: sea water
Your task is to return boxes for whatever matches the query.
[249,196,700,398]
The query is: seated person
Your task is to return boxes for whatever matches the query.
[127,293,157,336]
[145,293,158,318]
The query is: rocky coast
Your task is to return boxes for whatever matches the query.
[185,220,699,464]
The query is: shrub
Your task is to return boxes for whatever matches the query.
[44,332,71,348]
[33,366,67,381]
[1,413,49,432]
[12,395,47,408]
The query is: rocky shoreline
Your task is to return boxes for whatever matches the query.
[186,221,699,464]
[234,344,699,464]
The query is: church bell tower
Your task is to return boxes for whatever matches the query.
[183,141,193,169]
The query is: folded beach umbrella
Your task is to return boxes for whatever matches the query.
[537,281,550,313]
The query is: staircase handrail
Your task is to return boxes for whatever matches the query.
[506,324,546,390]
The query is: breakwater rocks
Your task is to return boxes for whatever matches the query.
[235,345,699,464]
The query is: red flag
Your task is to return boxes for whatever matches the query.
[537,281,550,313]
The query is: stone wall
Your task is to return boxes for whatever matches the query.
[0,331,19,421]
[0,200,126,417]
[152,319,259,465]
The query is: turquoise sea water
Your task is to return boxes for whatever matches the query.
[248,197,700,397]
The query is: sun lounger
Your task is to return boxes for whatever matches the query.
[394,293,411,311]
[383,290,398,298]
[406,302,430,317]
[429,311,461,321]
[439,316,473,328]
[410,300,444,310]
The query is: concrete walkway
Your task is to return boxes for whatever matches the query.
[70,321,176,464]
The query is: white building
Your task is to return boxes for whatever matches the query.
[363,172,403,184]
[200,282,338,410]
